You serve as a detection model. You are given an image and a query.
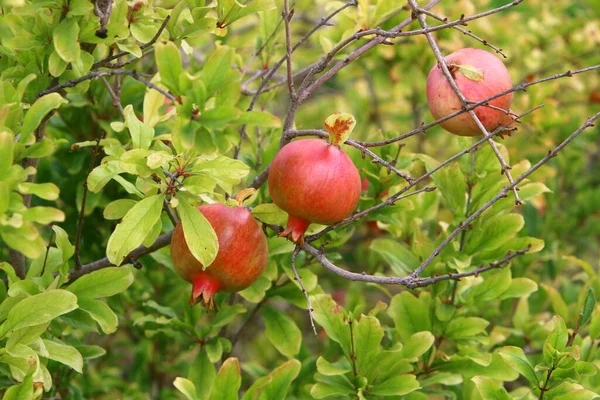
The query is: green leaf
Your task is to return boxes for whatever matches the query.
[52,225,74,264]
[445,317,489,340]
[368,374,420,396]
[353,315,383,375]
[155,42,182,93]
[2,370,33,400]
[311,374,354,398]
[388,292,432,341]
[6,322,50,349]
[123,105,154,150]
[236,111,281,127]
[471,376,512,400]
[315,357,352,376]
[251,203,287,225]
[466,214,524,254]
[53,17,80,62]
[541,284,569,321]
[17,182,60,200]
[208,357,241,400]
[200,46,234,95]
[174,377,199,400]
[0,131,14,176]
[402,331,435,359]
[244,360,301,400]
[42,339,83,373]
[103,199,137,220]
[262,306,302,358]
[311,295,351,356]
[498,346,539,385]
[87,161,122,192]
[191,156,250,193]
[197,106,241,130]
[75,345,106,360]
[456,64,484,81]
[67,267,134,298]
[499,278,538,300]
[582,288,596,326]
[78,298,118,334]
[177,197,219,269]
[0,290,78,337]
[106,194,164,266]
[188,349,215,400]
[546,315,568,353]
[22,207,65,224]
[370,239,419,274]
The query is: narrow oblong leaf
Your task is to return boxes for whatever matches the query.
[67,266,134,298]
[0,290,78,337]
[262,306,302,358]
[53,17,80,62]
[208,357,241,400]
[178,197,219,269]
[106,194,164,266]
[581,288,596,326]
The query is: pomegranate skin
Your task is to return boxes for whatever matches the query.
[170,203,268,308]
[426,48,514,137]
[268,139,361,243]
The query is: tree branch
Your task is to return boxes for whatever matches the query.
[92,15,171,69]
[37,70,176,101]
[67,231,174,281]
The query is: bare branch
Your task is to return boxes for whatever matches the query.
[67,231,174,281]
[74,134,104,270]
[283,0,296,98]
[37,69,176,102]
[291,247,317,335]
[92,15,171,69]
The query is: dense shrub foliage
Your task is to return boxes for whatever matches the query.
[0,0,599,398]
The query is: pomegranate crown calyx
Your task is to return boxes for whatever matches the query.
[324,113,356,146]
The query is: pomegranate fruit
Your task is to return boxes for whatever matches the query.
[426,48,514,137]
[170,203,268,309]
[268,138,361,244]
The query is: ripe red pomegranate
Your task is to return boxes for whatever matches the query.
[170,203,268,309]
[268,138,361,244]
[426,48,514,136]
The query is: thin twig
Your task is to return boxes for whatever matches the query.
[419,8,507,57]
[67,231,174,281]
[291,247,317,335]
[40,229,56,277]
[101,77,125,118]
[283,0,296,98]
[163,198,179,227]
[74,134,104,270]
[37,69,176,101]
[92,15,171,69]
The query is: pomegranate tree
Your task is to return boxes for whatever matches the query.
[268,114,362,244]
[426,47,514,136]
[170,203,268,309]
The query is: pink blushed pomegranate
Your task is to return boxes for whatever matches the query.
[170,203,268,309]
[426,48,514,137]
[268,138,361,244]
